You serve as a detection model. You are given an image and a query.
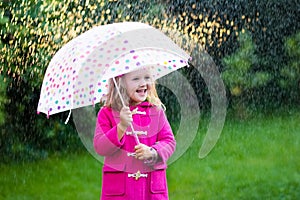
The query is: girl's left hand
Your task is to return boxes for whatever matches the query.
[134,144,152,160]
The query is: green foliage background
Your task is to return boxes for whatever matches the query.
[0,0,299,161]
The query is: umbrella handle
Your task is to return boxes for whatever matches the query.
[112,77,140,144]
[130,124,140,144]
[64,110,72,124]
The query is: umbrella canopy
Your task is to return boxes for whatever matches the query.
[37,22,190,117]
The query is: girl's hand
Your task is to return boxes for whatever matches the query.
[134,144,153,160]
[117,106,132,140]
[119,106,132,129]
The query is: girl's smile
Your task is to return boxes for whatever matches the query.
[136,88,147,95]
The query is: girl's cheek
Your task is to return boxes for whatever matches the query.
[147,83,152,90]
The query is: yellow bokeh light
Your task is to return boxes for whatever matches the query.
[0,0,249,82]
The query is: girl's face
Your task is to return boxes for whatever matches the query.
[123,69,152,105]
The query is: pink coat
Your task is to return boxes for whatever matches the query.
[94,102,176,200]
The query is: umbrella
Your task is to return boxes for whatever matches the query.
[37,22,190,142]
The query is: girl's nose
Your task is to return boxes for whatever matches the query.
[139,79,146,86]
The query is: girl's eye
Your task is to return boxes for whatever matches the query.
[145,76,150,80]
[132,77,139,81]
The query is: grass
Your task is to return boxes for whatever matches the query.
[1,110,299,199]
[0,152,101,200]
[168,109,300,199]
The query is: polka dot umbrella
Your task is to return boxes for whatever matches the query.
[37,22,190,122]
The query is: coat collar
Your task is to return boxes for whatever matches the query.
[130,101,153,109]
[109,101,158,118]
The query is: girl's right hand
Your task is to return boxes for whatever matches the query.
[119,106,132,129]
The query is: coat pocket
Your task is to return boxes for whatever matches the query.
[150,169,167,194]
[102,164,126,196]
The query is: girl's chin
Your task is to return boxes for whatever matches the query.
[131,97,147,105]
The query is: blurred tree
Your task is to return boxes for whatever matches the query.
[0,0,84,162]
[279,32,300,104]
[163,0,300,109]
[221,31,271,118]
[0,75,7,126]
[0,13,9,126]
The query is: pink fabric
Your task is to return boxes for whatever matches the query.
[94,102,176,200]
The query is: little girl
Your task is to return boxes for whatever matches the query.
[94,68,176,200]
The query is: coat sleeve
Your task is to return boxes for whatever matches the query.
[151,109,176,169]
[93,108,125,156]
